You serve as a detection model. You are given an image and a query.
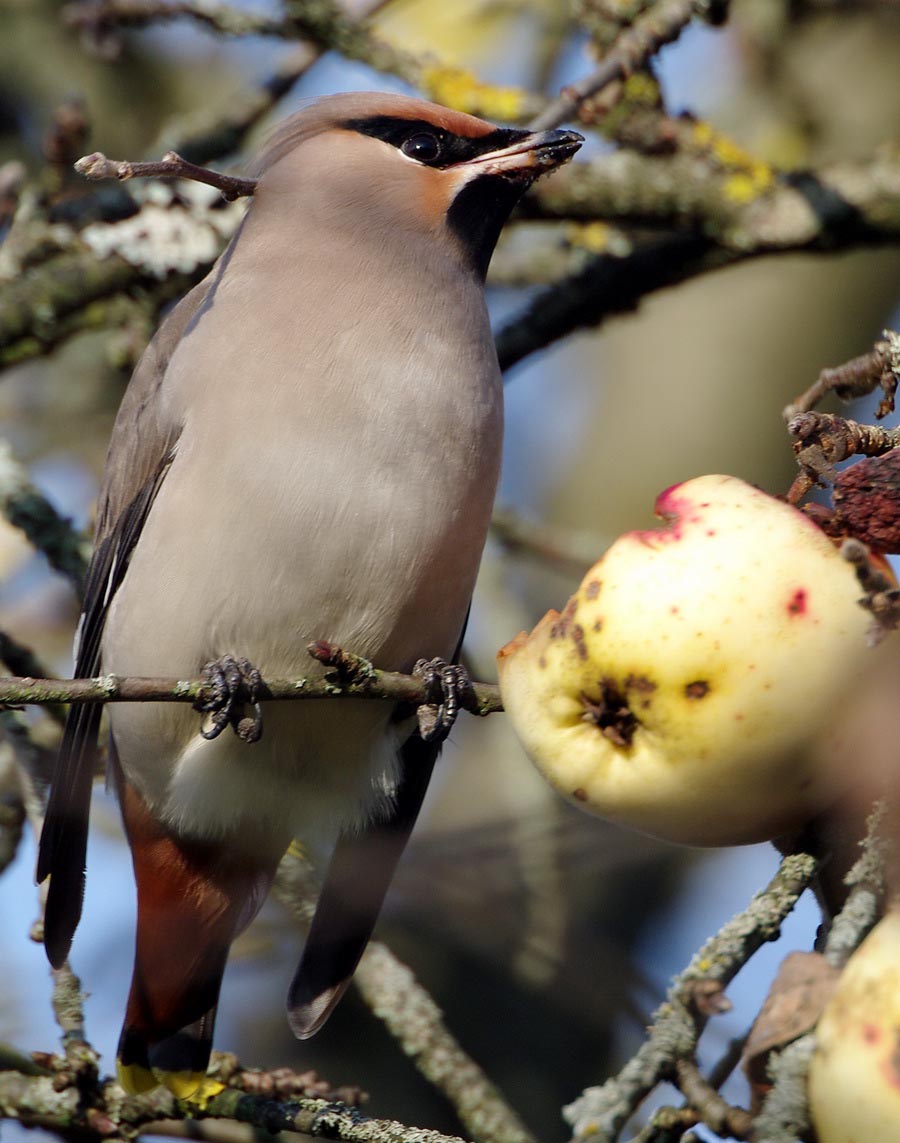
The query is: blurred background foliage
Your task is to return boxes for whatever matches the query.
[0,1,899,1140]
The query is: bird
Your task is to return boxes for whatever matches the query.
[36,91,582,1098]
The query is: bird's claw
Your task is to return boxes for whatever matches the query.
[413,658,472,743]
[194,655,264,743]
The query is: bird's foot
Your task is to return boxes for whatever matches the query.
[413,658,473,742]
[194,655,264,742]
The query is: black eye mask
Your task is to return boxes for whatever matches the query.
[345,116,531,169]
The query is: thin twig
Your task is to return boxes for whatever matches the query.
[784,330,900,421]
[272,852,533,1143]
[75,151,257,201]
[0,663,503,717]
[820,801,889,970]
[355,945,537,1143]
[529,0,700,130]
[706,1031,750,1092]
[673,1059,752,1140]
[0,441,89,592]
[0,747,26,877]
[563,852,818,1142]
[63,0,540,122]
[63,0,289,37]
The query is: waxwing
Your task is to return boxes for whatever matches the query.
[37,91,581,1097]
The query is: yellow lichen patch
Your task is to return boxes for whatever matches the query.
[621,71,661,107]
[689,120,775,195]
[691,120,715,148]
[567,222,612,254]
[420,64,528,122]
[723,172,768,204]
[566,222,633,259]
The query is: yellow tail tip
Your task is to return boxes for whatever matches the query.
[116,1060,158,1095]
[156,1070,226,1104]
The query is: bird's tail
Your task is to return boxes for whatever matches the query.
[287,731,437,1038]
[115,776,283,1098]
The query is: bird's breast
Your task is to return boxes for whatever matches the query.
[102,234,502,838]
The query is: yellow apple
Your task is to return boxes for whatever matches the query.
[809,909,900,1143]
[498,474,890,845]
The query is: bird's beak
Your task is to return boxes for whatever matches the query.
[459,128,583,180]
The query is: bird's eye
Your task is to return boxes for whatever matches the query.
[400,132,441,164]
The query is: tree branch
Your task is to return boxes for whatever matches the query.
[273,851,533,1143]
[563,852,818,1142]
[0,654,503,716]
[62,0,540,124]
[354,945,535,1143]
[528,0,703,131]
[672,1058,753,1140]
[784,330,899,421]
[524,148,900,251]
[0,442,89,592]
[0,1068,474,1143]
[63,0,291,38]
[75,150,258,200]
[497,233,731,373]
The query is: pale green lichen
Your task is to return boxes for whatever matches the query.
[79,183,246,280]
[885,329,900,378]
[97,674,119,697]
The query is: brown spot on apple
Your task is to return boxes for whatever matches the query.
[626,674,657,709]
[593,618,603,632]
[685,680,710,700]
[572,623,588,660]
[572,787,589,802]
[585,579,601,599]
[551,597,577,638]
[863,1023,881,1044]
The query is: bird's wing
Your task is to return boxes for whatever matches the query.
[37,278,212,967]
[286,728,440,1038]
[286,620,470,1039]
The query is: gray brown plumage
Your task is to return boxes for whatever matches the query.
[37,91,581,1095]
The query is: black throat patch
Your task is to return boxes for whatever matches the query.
[345,115,534,278]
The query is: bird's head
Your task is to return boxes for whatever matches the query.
[253,92,582,279]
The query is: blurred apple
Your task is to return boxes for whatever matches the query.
[498,474,893,846]
[809,909,900,1143]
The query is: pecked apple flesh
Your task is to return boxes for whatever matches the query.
[498,474,891,846]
